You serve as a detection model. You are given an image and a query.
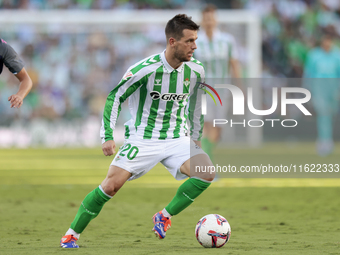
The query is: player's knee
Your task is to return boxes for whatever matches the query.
[101,183,115,196]
[202,171,215,182]
[101,179,121,196]
[193,170,215,182]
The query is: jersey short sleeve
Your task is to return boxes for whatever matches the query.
[0,39,24,74]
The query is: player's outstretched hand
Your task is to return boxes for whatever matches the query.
[8,94,23,108]
[102,140,116,156]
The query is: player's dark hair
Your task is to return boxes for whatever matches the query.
[165,14,200,41]
[202,4,217,13]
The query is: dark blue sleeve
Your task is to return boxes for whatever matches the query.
[0,39,24,74]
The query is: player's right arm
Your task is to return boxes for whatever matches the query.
[101,70,139,155]
[100,69,148,156]
[100,54,161,156]
[102,140,116,156]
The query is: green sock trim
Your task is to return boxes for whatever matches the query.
[165,178,211,216]
[70,186,111,233]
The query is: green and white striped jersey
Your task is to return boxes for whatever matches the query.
[195,30,239,78]
[100,50,205,142]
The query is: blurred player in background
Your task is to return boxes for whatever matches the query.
[194,4,242,161]
[60,14,215,248]
[0,38,32,108]
[303,34,340,156]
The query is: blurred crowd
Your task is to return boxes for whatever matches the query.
[0,29,143,124]
[1,0,340,79]
[1,0,340,146]
[0,0,199,10]
[0,25,160,146]
[244,0,340,77]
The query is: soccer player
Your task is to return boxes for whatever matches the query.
[303,34,340,156]
[194,4,242,161]
[0,38,32,108]
[60,14,215,248]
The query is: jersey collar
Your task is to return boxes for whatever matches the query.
[160,50,184,73]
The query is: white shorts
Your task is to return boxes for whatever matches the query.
[111,135,206,181]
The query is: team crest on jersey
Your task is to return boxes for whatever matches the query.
[184,78,190,87]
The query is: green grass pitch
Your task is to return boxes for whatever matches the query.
[0,144,339,254]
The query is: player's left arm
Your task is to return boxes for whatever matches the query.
[188,66,205,142]
[8,67,33,108]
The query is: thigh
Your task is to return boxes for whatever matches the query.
[111,137,164,181]
[161,137,207,180]
[180,154,215,182]
[101,165,132,196]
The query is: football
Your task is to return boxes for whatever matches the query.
[195,214,231,248]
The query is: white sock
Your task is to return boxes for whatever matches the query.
[65,228,80,240]
[99,185,113,198]
[162,208,172,218]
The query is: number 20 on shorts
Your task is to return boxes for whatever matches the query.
[119,143,139,160]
